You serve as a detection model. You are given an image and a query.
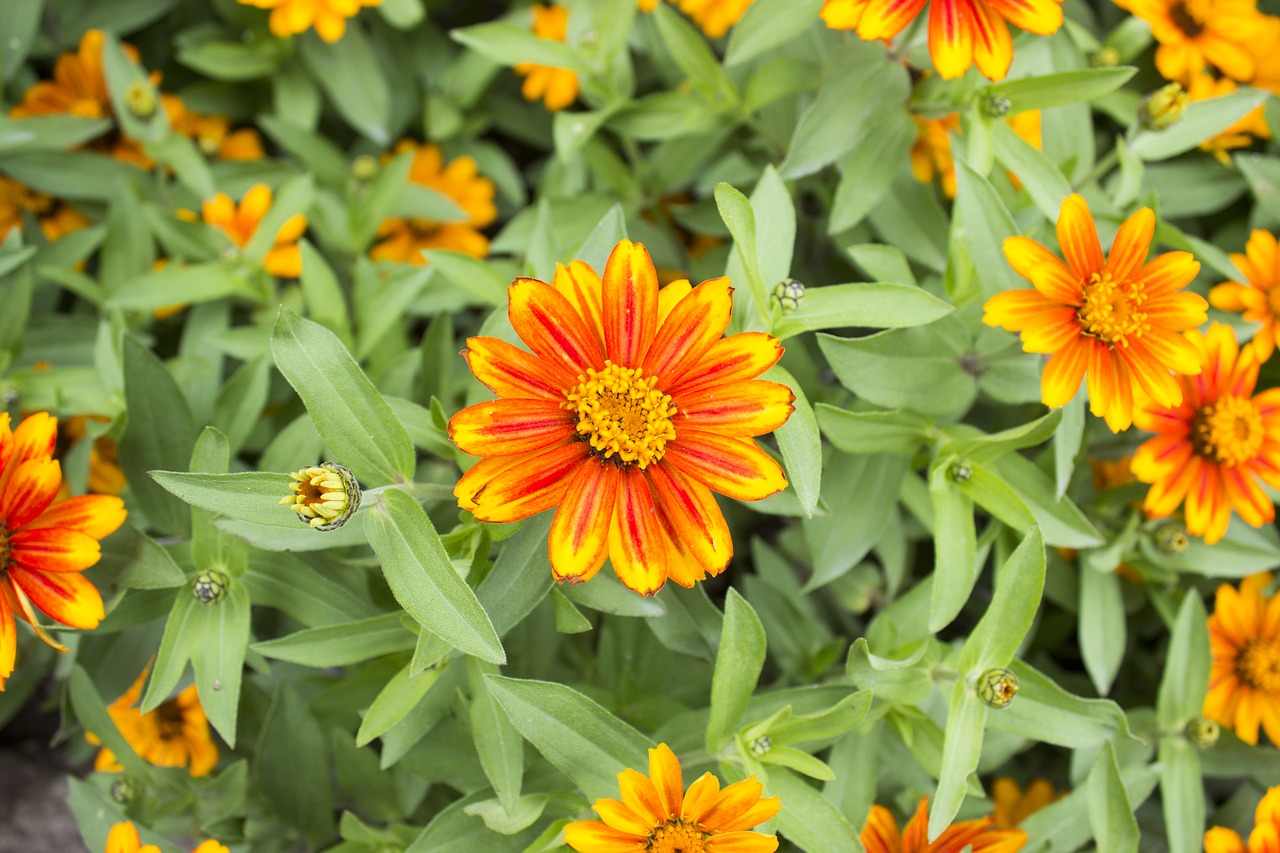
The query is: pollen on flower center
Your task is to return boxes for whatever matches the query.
[564,360,676,469]
[1169,0,1207,36]
[1193,395,1265,467]
[647,819,709,853]
[1237,638,1280,692]
[1077,272,1149,346]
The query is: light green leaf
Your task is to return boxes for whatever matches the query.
[929,682,988,840]
[958,526,1045,673]
[816,406,933,456]
[1087,742,1139,853]
[767,365,821,518]
[707,589,768,752]
[986,68,1137,113]
[1157,592,1210,730]
[467,659,524,812]
[953,156,1022,300]
[1160,738,1204,853]
[1131,89,1269,161]
[149,471,299,528]
[987,661,1134,747]
[773,283,954,339]
[724,0,823,66]
[252,613,416,667]
[1080,566,1125,696]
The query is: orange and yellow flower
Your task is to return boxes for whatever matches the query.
[237,0,382,43]
[106,822,228,853]
[0,413,126,690]
[1132,324,1280,543]
[162,95,265,162]
[1210,230,1280,361]
[991,778,1058,828]
[202,184,306,278]
[564,743,780,853]
[1187,74,1270,164]
[370,141,497,265]
[861,797,1027,852]
[1206,786,1280,852]
[90,666,219,776]
[820,0,1064,80]
[673,0,755,37]
[983,194,1207,432]
[12,29,116,120]
[515,4,580,111]
[0,175,90,243]
[1203,573,1280,745]
[450,240,793,596]
[1112,0,1261,83]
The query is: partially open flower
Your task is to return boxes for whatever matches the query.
[977,667,1019,709]
[282,463,361,530]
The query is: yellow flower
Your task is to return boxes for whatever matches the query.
[1206,786,1280,852]
[861,797,1027,852]
[1112,0,1263,83]
[564,743,780,852]
[370,141,497,265]
[237,0,382,43]
[90,667,220,777]
[0,175,90,244]
[1248,15,1280,93]
[515,4,580,111]
[991,778,1060,828]
[162,94,265,161]
[672,0,755,37]
[1089,456,1136,491]
[106,822,229,853]
[201,184,307,278]
[1204,573,1280,745]
[1187,74,1270,164]
[1210,230,1280,361]
[638,0,661,9]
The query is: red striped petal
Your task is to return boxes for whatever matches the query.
[608,468,667,596]
[663,432,787,501]
[549,461,619,584]
[0,413,11,479]
[856,0,928,39]
[970,0,1014,81]
[554,260,606,353]
[674,380,794,437]
[9,412,57,470]
[10,528,102,573]
[463,336,574,400]
[0,459,62,530]
[1056,194,1103,279]
[448,399,576,457]
[455,453,529,512]
[928,0,975,80]
[469,443,589,523]
[9,563,104,630]
[509,277,605,375]
[0,588,14,684]
[27,495,127,541]
[644,277,734,387]
[658,280,692,327]
[602,240,659,367]
[671,333,784,395]
[648,461,732,579]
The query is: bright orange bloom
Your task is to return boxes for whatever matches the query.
[516,4,580,111]
[1113,0,1261,83]
[0,176,90,243]
[638,0,662,10]
[0,413,125,690]
[1248,16,1280,93]
[162,95,265,161]
[89,666,219,776]
[106,822,229,853]
[672,0,755,37]
[450,240,793,596]
[991,778,1059,827]
[1210,230,1280,361]
[861,798,1027,852]
[1133,324,1280,543]
[11,30,115,120]
[1203,573,1280,744]
[201,184,306,278]
[1206,786,1280,852]
[1187,74,1270,164]
[983,194,1207,432]
[237,0,382,42]
[821,0,1063,80]
[371,141,496,265]
[564,743,780,852]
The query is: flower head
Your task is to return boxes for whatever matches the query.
[371,141,497,264]
[1203,573,1280,744]
[1206,786,1280,852]
[90,666,219,776]
[515,4,580,111]
[1132,324,1280,543]
[106,822,228,853]
[1210,230,1280,361]
[992,778,1059,827]
[0,176,90,244]
[1113,0,1262,83]
[983,194,1208,432]
[282,463,361,530]
[1187,74,1269,164]
[12,30,115,120]
[861,797,1027,852]
[821,0,1064,81]
[237,0,382,42]
[0,413,126,690]
[201,184,307,277]
[163,95,265,161]
[450,240,793,595]
[564,743,780,853]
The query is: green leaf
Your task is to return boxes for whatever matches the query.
[256,683,336,845]
[420,249,510,306]
[652,3,737,102]
[1080,566,1125,696]
[928,463,978,632]
[816,406,933,455]
[929,682,988,840]
[992,121,1072,223]
[715,182,770,329]
[1054,394,1085,497]
[212,356,270,455]
[70,666,153,784]
[253,613,416,667]
[1087,742,1139,853]
[270,306,416,486]
[770,767,865,853]
[767,365,821,518]
[357,660,452,746]
[1157,592,1210,730]
[299,239,353,345]
[190,579,251,746]
[1131,89,1269,161]
[946,410,1062,464]
[1021,762,1159,852]
[365,489,505,665]
[803,453,908,589]
[707,589,768,752]
[467,659,524,812]
[450,21,591,74]
[298,28,391,144]
[1160,738,1204,853]
[986,68,1137,113]
[953,156,1022,300]
[989,452,1103,548]
[818,325,977,417]
[104,262,251,312]
[149,471,299,528]
[724,0,823,66]
[243,174,314,262]
[828,110,924,232]
[772,283,954,339]
[958,526,1045,674]
[987,661,1134,747]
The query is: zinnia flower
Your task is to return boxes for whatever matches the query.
[1203,573,1280,744]
[820,0,1064,80]
[0,413,125,690]
[237,0,382,42]
[1186,74,1270,164]
[861,798,1027,852]
[1209,230,1280,361]
[515,4,580,111]
[162,95,265,161]
[563,743,780,852]
[991,778,1058,828]
[370,141,497,264]
[90,666,219,776]
[12,29,116,120]
[106,822,228,853]
[1132,324,1280,543]
[449,240,793,596]
[202,184,307,278]
[983,194,1208,432]
[0,176,90,243]
[1206,786,1280,852]
[1111,0,1261,83]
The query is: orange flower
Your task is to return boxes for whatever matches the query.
[1132,324,1280,543]
[910,111,1041,198]
[89,666,219,776]
[237,0,382,42]
[201,184,306,278]
[162,95,265,161]
[106,822,229,853]
[1112,0,1261,83]
[1210,230,1280,361]
[61,415,125,497]
[1248,15,1280,94]
[1206,786,1280,852]
[0,413,126,690]
[449,240,793,596]
[983,194,1207,432]
[861,798,1027,852]
[0,175,90,243]
[370,141,496,265]
[1187,73,1270,164]
[1203,573,1280,744]
[11,29,115,119]
[991,778,1059,828]
[515,4,580,111]
[671,0,755,37]
[564,743,780,852]
[820,0,1064,80]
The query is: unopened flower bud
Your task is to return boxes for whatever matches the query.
[976,668,1019,709]
[352,155,379,181]
[110,776,138,805]
[772,279,804,312]
[1140,82,1189,131]
[949,461,972,484]
[197,133,220,157]
[1184,716,1220,748]
[749,735,772,756]
[1155,522,1189,554]
[981,93,1011,118]
[192,569,229,605]
[281,463,361,530]
[1091,46,1120,68]
[124,81,156,119]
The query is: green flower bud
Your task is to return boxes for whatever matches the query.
[124,81,156,119]
[110,776,138,805]
[1184,716,1220,749]
[352,155,379,181]
[981,93,1011,119]
[1155,522,1189,554]
[976,668,1019,709]
[192,569,230,605]
[1140,83,1189,131]
[949,461,972,484]
[772,279,805,312]
[1091,46,1120,68]
[749,735,772,757]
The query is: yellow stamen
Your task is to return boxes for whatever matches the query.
[1193,395,1264,467]
[1076,272,1149,346]
[1237,638,1280,692]
[564,360,676,469]
[647,820,709,853]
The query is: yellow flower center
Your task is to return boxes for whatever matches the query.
[647,820,708,853]
[1169,0,1207,37]
[1192,395,1264,467]
[1237,638,1280,693]
[564,360,676,469]
[1076,272,1148,346]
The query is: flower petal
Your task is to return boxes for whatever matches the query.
[857,0,928,40]
[673,333,785,395]
[674,380,794,437]
[548,461,619,584]
[649,744,684,821]
[563,820,646,853]
[1144,291,1210,332]
[468,443,590,523]
[970,0,1013,81]
[706,832,780,853]
[1003,236,1063,282]
[591,798,656,837]
[463,336,574,400]
[717,797,782,833]
[928,0,975,80]
[648,462,732,579]
[448,399,576,457]
[686,776,768,830]
[1103,207,1154,282]
[617,766,667,826]
[1135,251,1201,298]
[608,469,668,596]
[602,240,660,367]
[509,277,606,375]
[1028,260,1083,304]
[554,260,606,353]
[663,432,787,501]
[0,459,62,530]
[26,495,127,541]
[982,288,1061,331]
[0,590,14,684]
[10,528,102,572]
[1040,336,1089,408]
[984,0,1063,33]
[9,563,104,629]
[1056,194,1103,279]
[107,823,143,853]
[644,277,734,387]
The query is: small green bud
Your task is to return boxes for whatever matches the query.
[949,461,972,484]
[124,82,156,119]
[1091,46,1120,68]
[110,776,138,805]
[749,735,772,757]
[976,668,1019,709]
[1155,522,1189,554]
[192,569,230,605]
[352,155,379,181]
[1184,716,1220,748]
[1140,82,1189,131]
[772,279,805,312]
[981,93,1011,119]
